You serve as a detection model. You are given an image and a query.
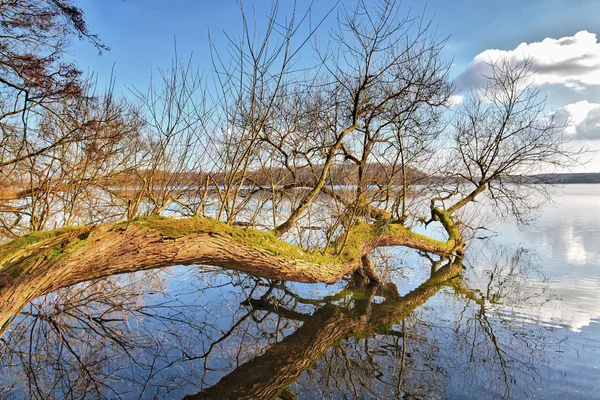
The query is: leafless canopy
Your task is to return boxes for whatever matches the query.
[0,0,584,283]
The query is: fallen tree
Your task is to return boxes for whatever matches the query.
[0,0,581,339]
[0,210,462,335]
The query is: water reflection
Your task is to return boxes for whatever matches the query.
[495,185,600,267]
[492,184,600,333]
[2,242,594,399]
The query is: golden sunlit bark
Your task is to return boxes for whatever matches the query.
[0,215,463,335]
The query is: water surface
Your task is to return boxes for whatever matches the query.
[0,185,599,399]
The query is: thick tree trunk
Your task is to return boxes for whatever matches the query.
[0,222,357,334]
[0,215,461,335]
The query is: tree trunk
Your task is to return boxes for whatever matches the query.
[0,215,461,335]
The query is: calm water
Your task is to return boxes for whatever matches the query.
[0,185,599,399]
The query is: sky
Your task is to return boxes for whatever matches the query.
[71,0,600,172]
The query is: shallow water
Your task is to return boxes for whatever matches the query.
[0,185,599,399]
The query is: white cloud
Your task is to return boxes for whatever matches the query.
[456,31,600,91]
[447,95,464,108]
[553,100,600,140]
[565,81,586,91]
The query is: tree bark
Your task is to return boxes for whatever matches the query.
[0,215,461,335]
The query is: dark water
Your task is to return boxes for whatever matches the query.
[0,185,599,399]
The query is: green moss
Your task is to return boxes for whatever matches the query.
[44,231,92,262]
[334,221,377,261]
[0,226,86,267]
[334,218,457,259]
[385,223,456,253]
[0,211,459,282]
[128,215,346,266]
[431,207,461,242]
[135,214,452,265]
[44,243,65,261]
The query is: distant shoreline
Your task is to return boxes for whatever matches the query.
[527,173,600,184]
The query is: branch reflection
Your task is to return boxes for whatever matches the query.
[0,247,565,399]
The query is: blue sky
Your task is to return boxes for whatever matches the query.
[72,0,600,171]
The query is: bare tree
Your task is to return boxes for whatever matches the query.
[0,79,143,234]
[128,54,210,219]
[0,0,584,290]
[0,0,107,169]
[441,58,582,225]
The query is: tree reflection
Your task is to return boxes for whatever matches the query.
[0,247,566,399]
[448,243,562,399]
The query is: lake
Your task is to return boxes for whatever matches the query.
[0,184,598,399]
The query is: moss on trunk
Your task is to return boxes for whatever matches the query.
[0,214,463,335]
